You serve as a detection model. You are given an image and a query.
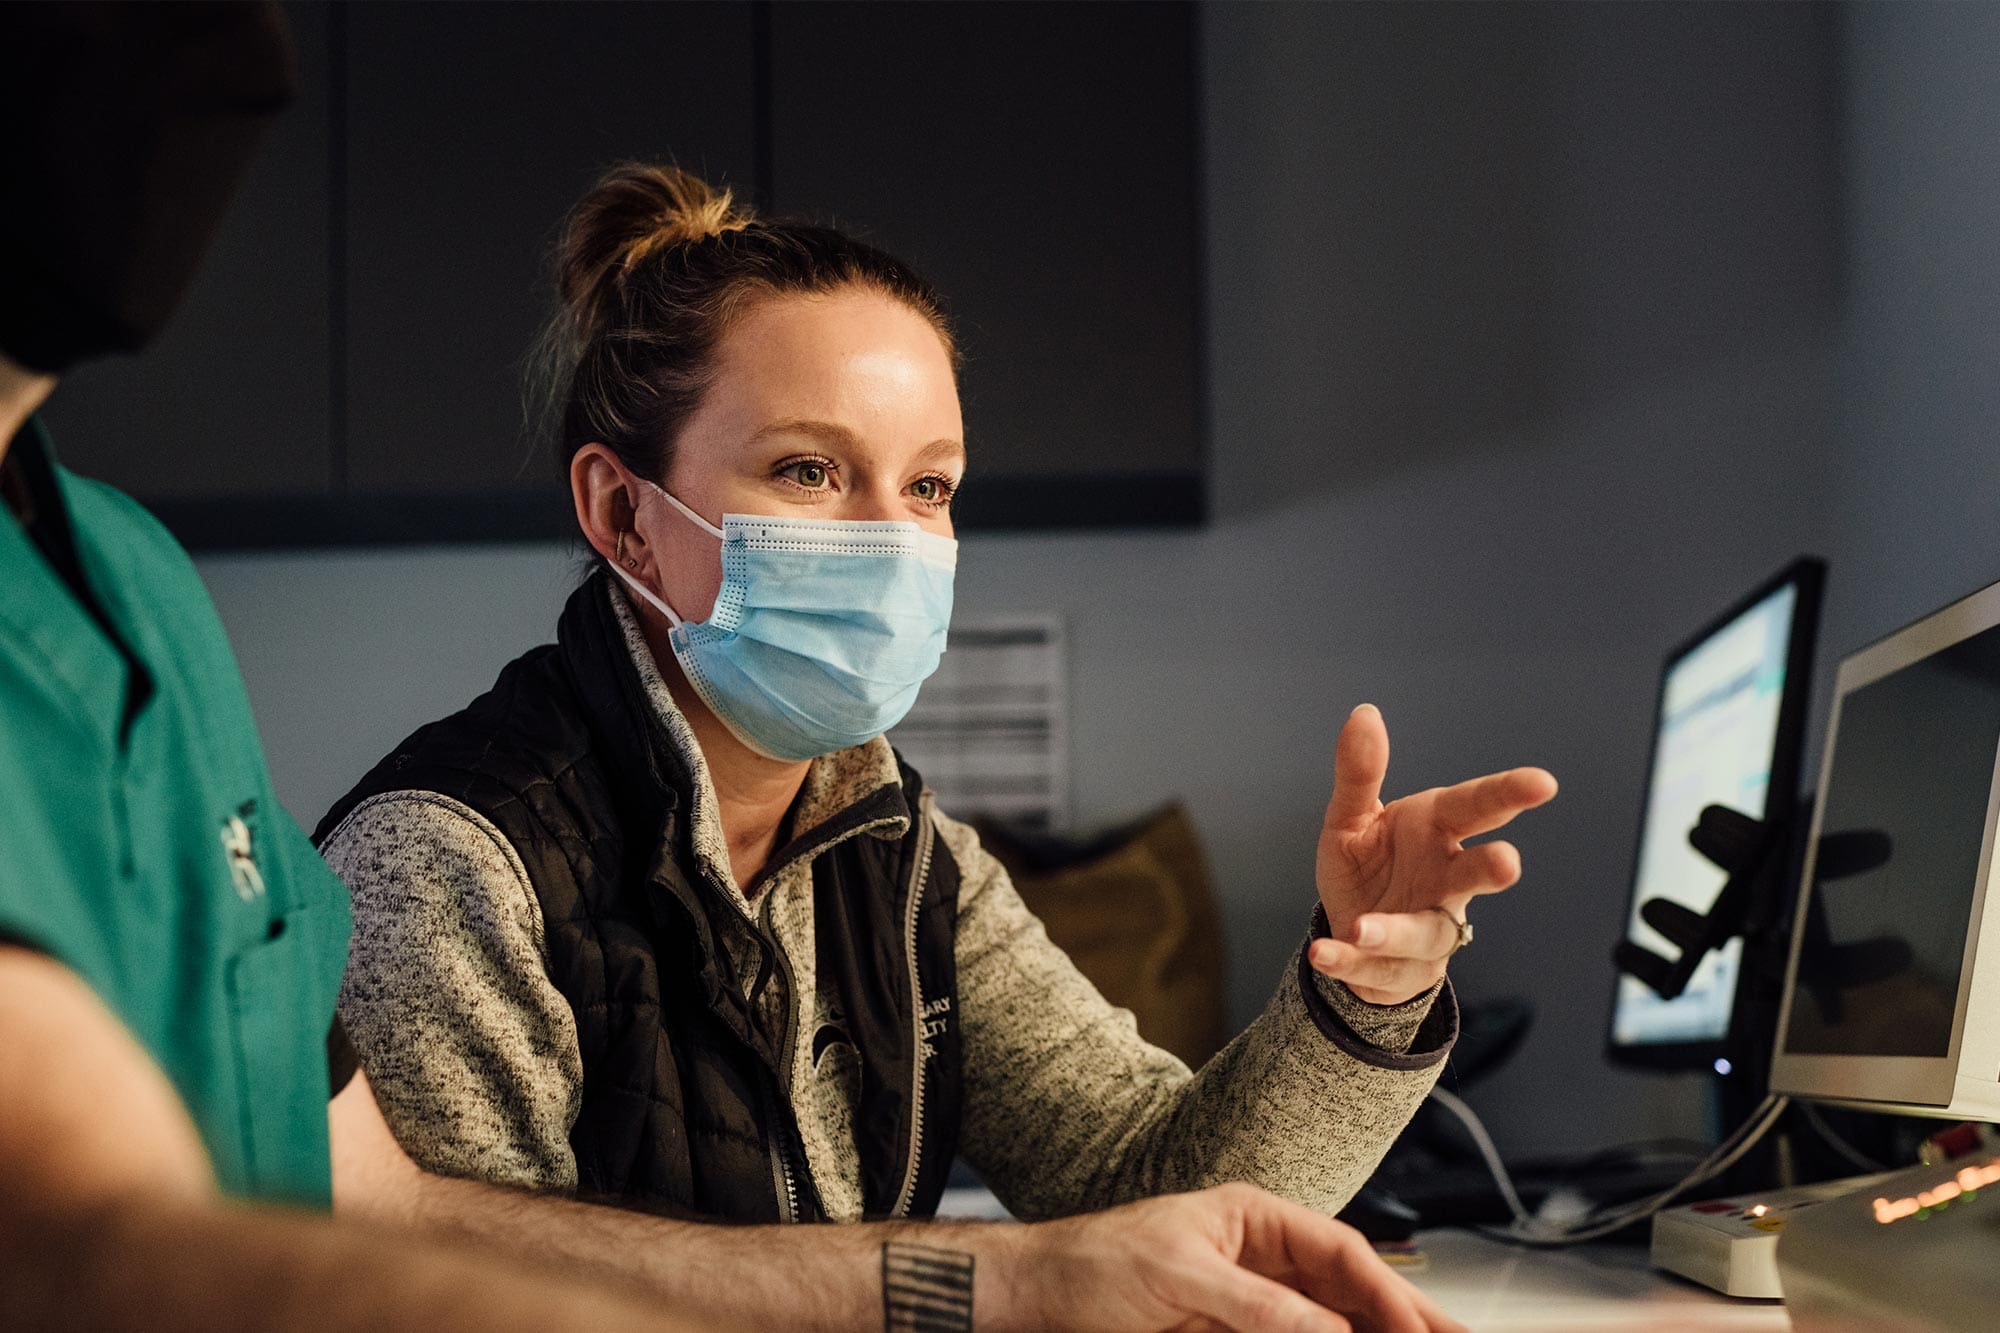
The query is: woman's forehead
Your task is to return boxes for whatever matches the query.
[696,290,964,458]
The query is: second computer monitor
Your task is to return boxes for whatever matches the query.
[1607,558,1825,1069]
[1771,575,2000,1121]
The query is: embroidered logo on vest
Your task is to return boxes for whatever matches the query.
[919,995,952,1059]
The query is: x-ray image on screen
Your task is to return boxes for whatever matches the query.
[1612,583,1798,1049]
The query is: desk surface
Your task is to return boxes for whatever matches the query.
[1403,1231,1791,1331]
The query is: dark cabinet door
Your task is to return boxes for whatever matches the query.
[768,1,1205,528]
[37,1,1205,547]
[339,0,759,538]
[41,1,337,512]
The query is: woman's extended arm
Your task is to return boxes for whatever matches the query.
[942,808,1454,1220]
[952,704,1553,1221]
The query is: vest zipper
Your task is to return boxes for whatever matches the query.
[757,883,810,1223]
[759,888,801,1091]
[890,792,938,1218]
[741,802,910,1224]
[771,1101,802,1224]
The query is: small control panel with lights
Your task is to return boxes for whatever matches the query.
[1777,1153,2000,1332]
[1866,1154,2000,1225]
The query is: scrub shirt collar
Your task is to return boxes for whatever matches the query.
[0,416,154,742]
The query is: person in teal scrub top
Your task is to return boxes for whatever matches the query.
[0,407,355,1206]
[0,6,1465,1331]
[0,5,688,1326]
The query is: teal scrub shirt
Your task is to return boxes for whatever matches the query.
[0,418,353,1207]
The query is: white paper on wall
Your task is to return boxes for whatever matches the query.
[889,616,1069,832]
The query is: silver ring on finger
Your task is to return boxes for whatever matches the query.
[1427,904,1473,955]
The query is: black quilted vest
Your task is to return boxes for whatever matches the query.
[315,574,963,1222]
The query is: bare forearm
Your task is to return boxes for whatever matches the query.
[403,1171,1027,1332]
[395,1176,1471,1333]
[0,1189,682,1332]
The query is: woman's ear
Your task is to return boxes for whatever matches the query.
[570,443,644,570]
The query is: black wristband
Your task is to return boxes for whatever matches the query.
[882,1241,974,1332]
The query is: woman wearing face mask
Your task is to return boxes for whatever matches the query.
[318,164,1557,1228]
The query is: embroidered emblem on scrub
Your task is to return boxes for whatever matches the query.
[220,800,265,901]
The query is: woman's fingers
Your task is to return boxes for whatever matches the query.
[1344,907,1463,961]
[1429,766,1557,840]
[1309,857,1519,994]
[1325,705,1391,829]
[1308,942,1444,997]
[1316,840,1520,966]
[1447,839,1522,899]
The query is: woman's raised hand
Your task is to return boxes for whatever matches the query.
[1308,704,1558,1005]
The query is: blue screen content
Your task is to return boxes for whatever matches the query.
[1613,583,1798,1048]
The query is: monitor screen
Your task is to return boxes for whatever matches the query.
[1611,576,1807,1055]
[1780,622,2000,1063]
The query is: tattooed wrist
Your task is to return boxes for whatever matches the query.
[882,1240,974,1331]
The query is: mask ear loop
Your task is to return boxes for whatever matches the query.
[604,478,725,629]
[608,559,685,629]
[643,479,726,540]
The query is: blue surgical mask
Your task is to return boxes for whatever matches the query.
[608,481,956,762]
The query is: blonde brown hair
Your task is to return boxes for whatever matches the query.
[530,162,956,490]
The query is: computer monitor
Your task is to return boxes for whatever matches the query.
[1771,577,2000,1121]
[1608,558,1825,1068]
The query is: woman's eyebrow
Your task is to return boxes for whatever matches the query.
[913,437,968,469]
[750,418,860,449]
[751,419,966,468]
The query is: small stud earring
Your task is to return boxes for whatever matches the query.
[625,557,639,570]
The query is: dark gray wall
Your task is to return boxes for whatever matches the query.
[1017,2,1844,1153]
[179,1,1885,1159]
[1830,1,2000,655]
[45,1,335,501]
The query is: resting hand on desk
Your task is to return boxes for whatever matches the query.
[1026,1182,1467,1333]
[1309,704,1558,1005]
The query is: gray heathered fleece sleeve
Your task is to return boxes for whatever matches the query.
[324,792,585,1193]
[938,808,1455,1221]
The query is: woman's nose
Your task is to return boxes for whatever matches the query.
[844,483,909,523]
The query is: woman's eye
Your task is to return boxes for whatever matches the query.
[781,460,834,489]
[911,475,956,506]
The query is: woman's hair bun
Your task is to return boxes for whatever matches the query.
[530,159,954,503]
[553,161,757,317]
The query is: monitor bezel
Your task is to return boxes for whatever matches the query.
[1605,556,1826,1070]
[1770,577,2000,1110]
